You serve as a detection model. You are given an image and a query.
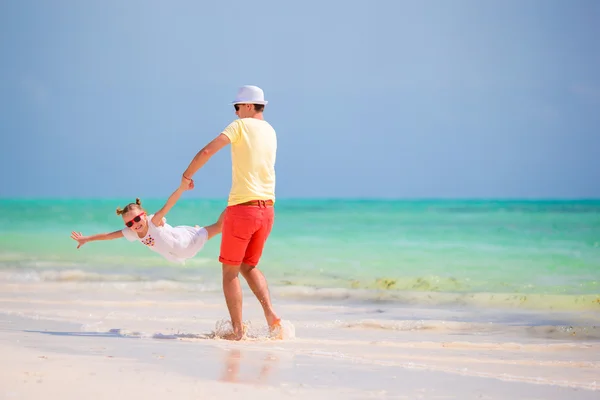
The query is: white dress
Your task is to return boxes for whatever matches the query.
[121,214,208,263]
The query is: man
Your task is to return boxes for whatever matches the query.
[180,85,280,341]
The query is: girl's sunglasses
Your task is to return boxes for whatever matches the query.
[125,212,145,227]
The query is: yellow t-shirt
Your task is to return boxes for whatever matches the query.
[221,118,277,206]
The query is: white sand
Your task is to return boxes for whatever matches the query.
[0,282,599,399]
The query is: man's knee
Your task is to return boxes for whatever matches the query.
[240,263,256,276]
[222,264,241,280]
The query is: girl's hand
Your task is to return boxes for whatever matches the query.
[70,231,88,249]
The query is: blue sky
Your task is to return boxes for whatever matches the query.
[1,0,599,199]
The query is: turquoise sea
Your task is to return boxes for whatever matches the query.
[1,199,599,311]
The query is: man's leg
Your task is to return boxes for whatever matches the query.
[240,263,279,327]
[240,206,279,329]
[218,206,257,340]
[222,263,244,340]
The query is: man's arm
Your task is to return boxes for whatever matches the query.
[182,133,231,182]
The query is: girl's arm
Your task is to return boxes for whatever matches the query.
[151,182,193,227]
[71,230,124,249]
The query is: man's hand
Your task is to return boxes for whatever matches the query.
[180,175,195,191]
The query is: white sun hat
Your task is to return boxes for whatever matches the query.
[231,85,268,105]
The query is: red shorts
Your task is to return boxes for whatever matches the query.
[219,201,275,267]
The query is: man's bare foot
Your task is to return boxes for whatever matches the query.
[221,323,246,341]
[265,313,280,328]
[268,318,283,339]
[222,330,244,341]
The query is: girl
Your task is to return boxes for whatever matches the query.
[71,182,224,263]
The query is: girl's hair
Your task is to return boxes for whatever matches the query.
[116,198,143,216]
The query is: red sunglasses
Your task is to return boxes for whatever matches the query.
[125,212,145,227]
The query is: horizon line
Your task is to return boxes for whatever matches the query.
[1,196,599,202]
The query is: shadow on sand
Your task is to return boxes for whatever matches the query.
[23,328,214,340]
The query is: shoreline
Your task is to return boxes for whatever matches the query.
[2,276,599,313]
